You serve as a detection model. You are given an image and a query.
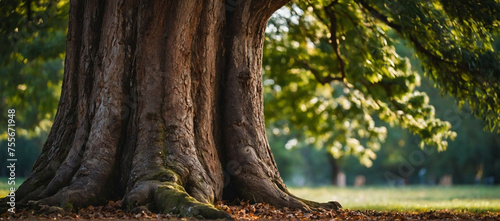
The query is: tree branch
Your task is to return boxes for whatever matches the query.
[297,59,343,85]
[356,0,402,31]
[250,0,292,19]
[26,0,32,21]
[355,0,462,69]
[324,3,347,82]
[356,0,493,95]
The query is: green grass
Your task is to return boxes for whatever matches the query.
[0,177,24,198]
[289,185,500,213]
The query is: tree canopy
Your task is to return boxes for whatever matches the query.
[263,0,500,166]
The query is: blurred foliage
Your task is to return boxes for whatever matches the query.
[271,112,500,186]
[0,137,42,177]
[340,77,500,186]
[264,0,500,168]
[0,0,69,139]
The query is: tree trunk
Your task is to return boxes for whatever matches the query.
[8,0,340,218]
[328,154,342,185]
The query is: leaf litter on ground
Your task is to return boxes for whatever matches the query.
[1,200,499,220]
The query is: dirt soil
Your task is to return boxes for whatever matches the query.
[1,200,499,220]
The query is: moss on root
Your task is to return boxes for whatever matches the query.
[61,201,74,212]
[154,184,231,219]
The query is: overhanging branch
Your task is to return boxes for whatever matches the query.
[325,3,347,84]
[297,59,343,85]
[356,0,492,96]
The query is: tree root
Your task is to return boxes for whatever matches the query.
[273,191,342,212]
[229,175,342,212]
[124,181,232,219]
[300,198,342,211]
[155,184,232,219]
[10,180,231,219]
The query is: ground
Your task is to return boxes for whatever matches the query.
[1,200,499,220]
[1,180,500,220]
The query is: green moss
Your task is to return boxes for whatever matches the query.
[154,184,231,219]
[151,168,179,183]
[61,201,74,212]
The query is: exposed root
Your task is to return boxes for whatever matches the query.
[267,190,342,212]
[11,178,232,220]
[155,184,232,219]
[124,181,231,219]
[279,187,342,211]
[300,198,342,211]
[230,174,342,212]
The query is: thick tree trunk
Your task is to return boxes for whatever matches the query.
[7,0,340,218]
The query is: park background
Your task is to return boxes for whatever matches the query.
[1,0,499,213]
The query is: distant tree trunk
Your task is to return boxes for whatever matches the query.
[8,0,340,218]
[328,154,342,185]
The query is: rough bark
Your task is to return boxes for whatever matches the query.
[5,0,340,218]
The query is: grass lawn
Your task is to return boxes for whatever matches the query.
[289,185,500,213]
[0,177,24,198]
